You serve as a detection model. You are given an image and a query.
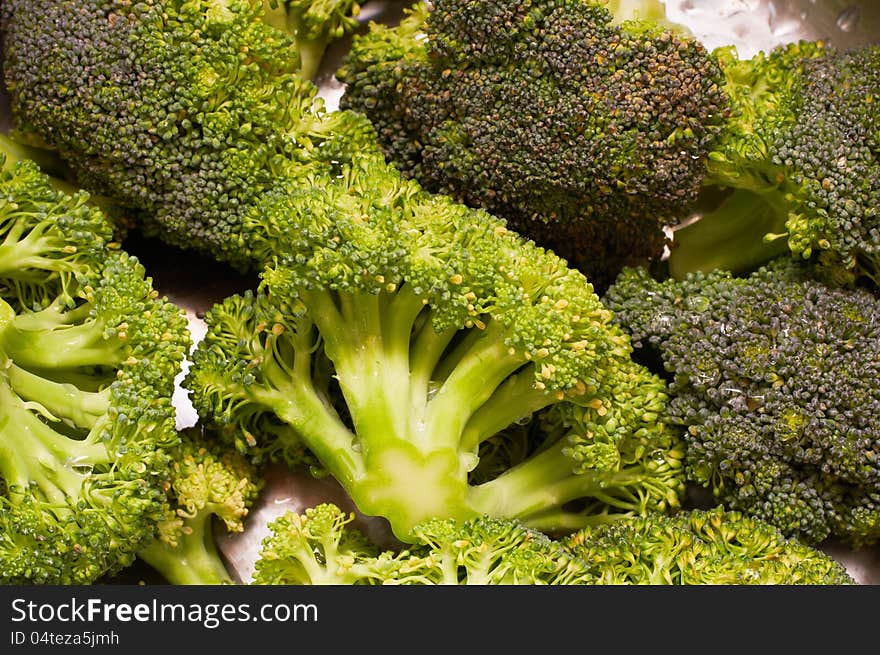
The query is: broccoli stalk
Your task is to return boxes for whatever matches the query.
[0,353,110,508]
[137,427,263,586]
[668,188,792,279]
[187,151,686,541]
[138,514,234,586]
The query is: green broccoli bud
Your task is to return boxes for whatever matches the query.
[564,506,856,585]
[669,41,880,289]
[0,0,379,270]
[338,0,730,290]
[605,258,880,547]
[263,0,366,82]
[136,425,263,585]
[252,503,592,584]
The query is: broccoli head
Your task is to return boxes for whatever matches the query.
[252,502,592,584]
[669,41,880,289]
[604,258,880,547]
[136,425,263,585]
[184,150,686,541]
[0,151,191,584]
[0,0,379,270]
[337,0,729,289]
[564,506,856,584]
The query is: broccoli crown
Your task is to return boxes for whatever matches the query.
[564,506,855,585]
[604,258,880,547]
[338,0,729,289]
[670,41,880,288]
[0,154,191,584]
[184,149,685,540]
[137,425,263,585]
[252,502,592,584]
[0,0,378,270]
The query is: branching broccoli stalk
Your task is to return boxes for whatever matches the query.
[137,427,263,585]
[669,42,880,288]
[186,151,686,541]
[0,150,191,584]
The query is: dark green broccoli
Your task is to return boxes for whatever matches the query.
[184,149,686,541]
[668,41,880,289]
[0,0,379,270]
[604,258,880,547]
[564,506,856,585]
[252,502,592,584]
[136,425,263,585]
[337,0,729,290]
[0,148,191,584]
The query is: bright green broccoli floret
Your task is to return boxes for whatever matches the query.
[337,0,729,289]
[184,149,686,541]
[262,0,367,82]
[0,150,191,584]
[669,41,880,289]
[252,502,592,584]
[0,0,379,270]
[564,506,856,585]
[136,426,263,585]
[604,258,880,547]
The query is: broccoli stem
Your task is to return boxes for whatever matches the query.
[459,369,557,453]
[0,213,71,277]
[424,320,530,446]
[468,435,674,530]
[0,379,107,506]
[468,438,597,520]
[289,288,557,537]
[409,313,458,411]
[0,134,75,188]
[256,329,366,488]
[0,303,121,371]
[312,288,419,449]
[6,363,110,429]
[138,513,235,585]
[667,186,793,279]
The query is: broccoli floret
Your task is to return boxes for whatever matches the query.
[136,425,263,585]
[184,149,685,541]
[668,41,880,289]
[337,0,729,290]
[564,506,856,585]
[0,0,379,270]
[262,0,367,82]
[604,258,880,547]
[252,502,592,584]
[0,150,191,584]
